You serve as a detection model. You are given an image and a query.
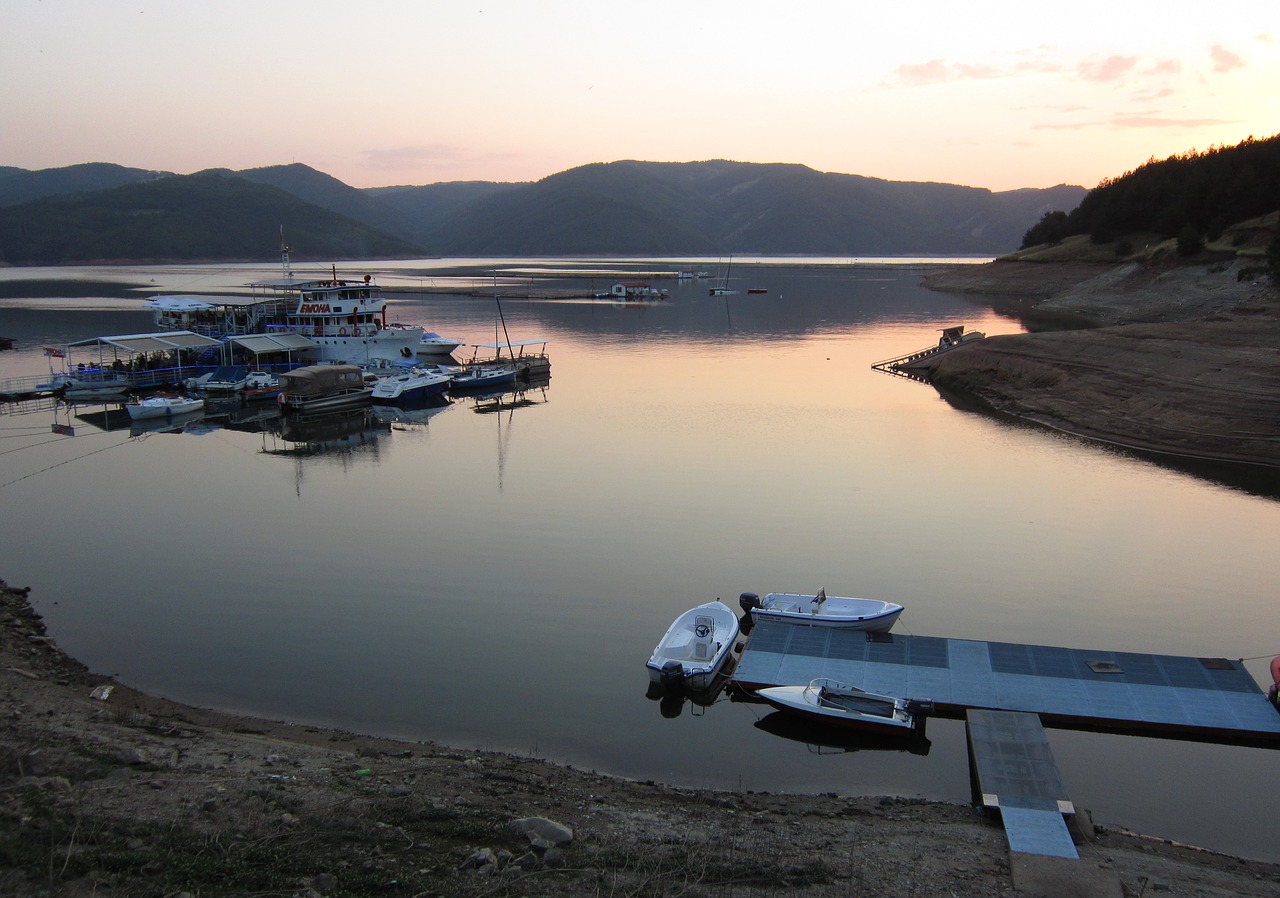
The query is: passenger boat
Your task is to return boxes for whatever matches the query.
[146,242,426,367]
[739,589,903,631]
[645,600,741,691]
[124,393,205,420]
[370,367,452,404]
[275,364,373,415]
[756,679,922,736]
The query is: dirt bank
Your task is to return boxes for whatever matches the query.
[3,580,1278,897]
[917,258,1280,470]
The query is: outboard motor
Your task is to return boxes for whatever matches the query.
[738,592,761,613]
[659,659,685,691]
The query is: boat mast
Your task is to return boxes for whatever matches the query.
[493,271,513,359]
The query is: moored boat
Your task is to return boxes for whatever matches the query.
[645,600,741,691]
[370,367,452,404]
[739,589,903,631]
[276,364,373,415]
[756,678,923,736]
[124,393,205,420]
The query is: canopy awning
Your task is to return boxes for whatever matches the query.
[229,333,316,354]
[143,296,216,312]
[67,331,223,354]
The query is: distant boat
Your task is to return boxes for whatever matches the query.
[709,256,740,296]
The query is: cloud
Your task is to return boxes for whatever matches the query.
[891,59,953,87]
[1034,113,1235,131]
[1209,44,1245,73]
[1077,55,1139,82]
[1145,59,1182,75]
[1256,33,1273,45]
[360,144,467,171]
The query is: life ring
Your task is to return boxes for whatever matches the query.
[277,392,287,405]
[339,327,348,336]
[694,623,711,639]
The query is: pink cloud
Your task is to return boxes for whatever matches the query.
[1077,55,1139,82]
[1034,113,1234,131]
[1210,44,1245,73]
[893,59,953,87]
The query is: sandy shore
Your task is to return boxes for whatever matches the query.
[3,580,1279,897]
[918,258,1280,474]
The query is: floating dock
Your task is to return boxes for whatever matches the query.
[733,620,1280,746]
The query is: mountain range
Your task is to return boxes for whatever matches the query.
[0,160,1086,263]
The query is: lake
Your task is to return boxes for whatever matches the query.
[1,258,1278,862]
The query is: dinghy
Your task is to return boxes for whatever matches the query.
[645,600,740,691]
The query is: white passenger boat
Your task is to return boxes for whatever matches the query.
[146,242,427,367]
[645,600,740,691]
[756,679,922,736]
[124,393,205,420]
[739,589,903,631]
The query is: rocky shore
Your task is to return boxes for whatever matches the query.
[918,256,1280,473]
[3,580,1279,897]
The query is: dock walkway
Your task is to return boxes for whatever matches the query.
[733,620,1280,745]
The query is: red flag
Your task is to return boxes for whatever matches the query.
[44,347,65,358]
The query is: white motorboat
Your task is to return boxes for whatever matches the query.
[756,679,923,736]
[416,331,465,357]
[645,600,740,691]
[739,589,903,631]
[371,367,453,403]
[124,393,205,420]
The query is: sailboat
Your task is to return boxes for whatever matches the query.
[446,275,549,393]
[709,256,740,296]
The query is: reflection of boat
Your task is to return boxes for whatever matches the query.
[125,394,205,420]
[756,678,923,736]
[753,710,931,755]
[371,396,452,428]
[645,600,741,691]
[739,589,903,631]
[261,408,389,456]
[129,409,207,436]
[370,367,452,404]
[276,365,372,415]
[709,256,739,296]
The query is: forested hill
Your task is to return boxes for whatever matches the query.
[1021,134,1280,249]
[0,159,1084,263]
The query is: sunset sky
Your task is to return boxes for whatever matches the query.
[3,1,1277,192]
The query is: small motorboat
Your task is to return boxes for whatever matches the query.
[645,600,740,691]
[756,678,924,736]
[370,367,452,403]
[124,393,205,420]
[739,589,903,631]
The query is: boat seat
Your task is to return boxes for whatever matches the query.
[691,615,715,661]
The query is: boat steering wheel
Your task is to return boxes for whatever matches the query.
[694,623,711,638]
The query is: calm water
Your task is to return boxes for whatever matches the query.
[2,260,1278,862]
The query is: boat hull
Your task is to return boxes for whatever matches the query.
[748,592,903,631]
[645,600,740,691]
[756,683,917,736]
[277,389,373,416]
[125,397,205,420]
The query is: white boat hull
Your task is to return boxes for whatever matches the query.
[746,591,903,631]
[645,600,740,691]
[125,396,205,420]
[757,680,918,736]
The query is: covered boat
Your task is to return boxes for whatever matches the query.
[276,364,372,415]
[739,589,903,631]
[756,679,923,736]
[645,600,740,691]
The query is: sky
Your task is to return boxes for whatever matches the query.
[3,1,1278,192]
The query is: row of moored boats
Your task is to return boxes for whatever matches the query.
[645,589,928,737]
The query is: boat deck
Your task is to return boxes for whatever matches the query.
[733,620,1280,745]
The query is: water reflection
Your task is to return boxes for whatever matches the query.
[752,711,933,756]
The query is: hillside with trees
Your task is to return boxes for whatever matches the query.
[0,160,1084,263]
[1021,134,1280,252]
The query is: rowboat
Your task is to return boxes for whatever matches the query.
[739,589,903,631]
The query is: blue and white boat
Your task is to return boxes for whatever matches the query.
[370,367,453,404]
